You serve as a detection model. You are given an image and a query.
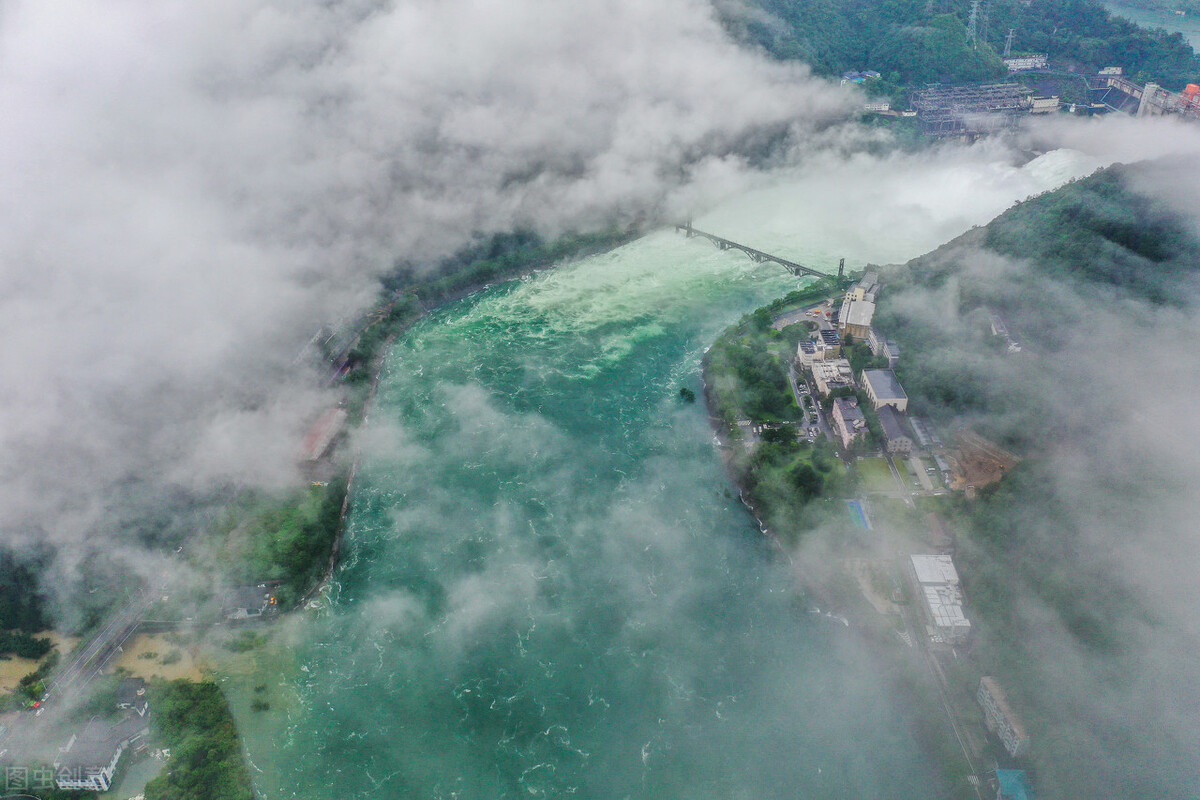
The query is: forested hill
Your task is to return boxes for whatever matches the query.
[902,161,1200,310]
[873,160,1200,436]
[720,0,1200,90]
[867,163,1200,799]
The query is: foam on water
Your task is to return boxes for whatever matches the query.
[231,147,1093,800]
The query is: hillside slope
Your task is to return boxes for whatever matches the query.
[871,161,1200,799]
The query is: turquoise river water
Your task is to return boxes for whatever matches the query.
[232,148,1098,799]
[1106,2,1200,48]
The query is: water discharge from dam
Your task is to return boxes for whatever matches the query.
[236,148,1097,799]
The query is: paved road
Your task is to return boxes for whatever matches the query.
[43,545,185,706]
[45,590,155,701]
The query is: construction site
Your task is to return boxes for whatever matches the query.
[947,430,1022,493]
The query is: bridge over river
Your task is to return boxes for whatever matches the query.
[676,221,842,280]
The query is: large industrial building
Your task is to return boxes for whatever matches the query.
[838,272,879,341]
[910,554,971,644]
[911,83,1027,138]
[861,369,908,412]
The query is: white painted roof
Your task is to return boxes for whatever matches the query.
[843,299,876,328]
[911,554,960,585]
[924,585,971,630]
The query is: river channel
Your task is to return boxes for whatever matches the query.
[1105,2,1200,48]
[233,146,1097,799]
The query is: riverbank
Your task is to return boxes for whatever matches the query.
[700,278,853,543]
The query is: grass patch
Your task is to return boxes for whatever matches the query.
[858,457,898,493]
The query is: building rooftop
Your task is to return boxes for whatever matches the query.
[833,396,864,423]
[58,720,122,770]
[115,678,147,711]
[911,554,960,585]
[225,585,271,614]
[811,359,854,381]
[863,369,907,401]
[819,329,840,346]
[116,677,145,701]
[843,299,876,328]
[980,677,1028,739]
[923,585,970,631]
[877,404,911,443]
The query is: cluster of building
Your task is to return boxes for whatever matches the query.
[795,271,925,457]
[791,273,1042,781]
[2,678,151,793]
[827,370,914,454]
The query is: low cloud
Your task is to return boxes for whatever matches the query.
[859,152,1200,795]
[0,0,853,565]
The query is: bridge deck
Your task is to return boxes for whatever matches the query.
[675,223,829,279]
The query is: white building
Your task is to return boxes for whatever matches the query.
[910,554,971,644]
[810,358,855,397]
[838,298,876,342]
[1030,96,1060,114]
[797,339,836,367]
[838,272,880,342]
[912,554,960,585]
[55,717,148,792]
[1004,54,1047,71]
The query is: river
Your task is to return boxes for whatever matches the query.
[1106,1,1200,48]
[232,146,1098,799]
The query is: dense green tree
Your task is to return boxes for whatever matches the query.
[143,680,254,800]
[722,0,1199,90]
[0,547,50,632]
